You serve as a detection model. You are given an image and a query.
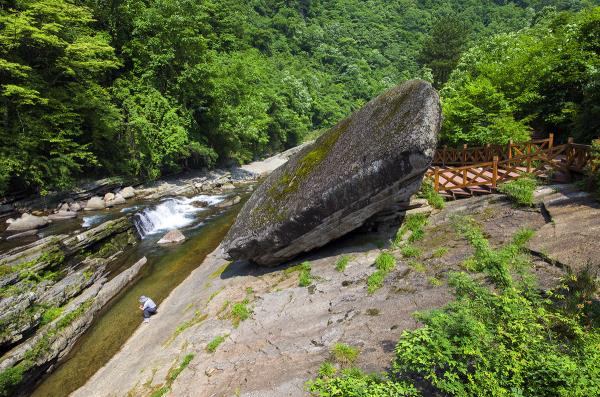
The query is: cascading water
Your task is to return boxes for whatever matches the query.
[133,194,224,238]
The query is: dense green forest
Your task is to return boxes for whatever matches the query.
[1,0,599,195]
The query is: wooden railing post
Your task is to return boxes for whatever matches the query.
[434,167,440,192]
[463,144,468,165]
[485,144,491,161]
[492,156,498,188]
[548,133,554,149]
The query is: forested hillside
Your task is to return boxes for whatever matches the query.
[1,0,598,195]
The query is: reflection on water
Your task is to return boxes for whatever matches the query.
[31,203,239,397]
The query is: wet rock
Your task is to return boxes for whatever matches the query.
[103,192,115,202]
[62,217,133,254]
[223,80,441,266]
[84,196,106,210]
[215,195,241,209]
[5,230,38,240]
[6,213,50,232]
[158,229,186,245]
[0,257,148,396]
[120,186,136,199]
[69,202,82,212]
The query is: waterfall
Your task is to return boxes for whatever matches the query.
[133,195,224,238]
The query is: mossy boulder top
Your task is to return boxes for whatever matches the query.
[223,79,441,266]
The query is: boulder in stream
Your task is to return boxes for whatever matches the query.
[222,79,441,266]
[157,229,186,245]
[84,196,106,210]
[6,213,50,232]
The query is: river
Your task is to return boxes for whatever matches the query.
[29,194,242,397]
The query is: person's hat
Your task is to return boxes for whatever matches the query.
[139,295,147,303]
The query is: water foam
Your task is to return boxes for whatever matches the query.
[133,194,224,238]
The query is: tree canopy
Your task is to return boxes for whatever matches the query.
[1,0,599,195]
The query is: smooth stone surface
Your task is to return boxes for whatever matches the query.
[157,229,186,245]
[103,192,115,202]
[49,211,78,220]
[106,193,126,208]
[120,186,135,199]
[223,79,441,266]
[84,196,106,210]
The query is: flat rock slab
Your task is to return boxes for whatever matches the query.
[223,79,441,266]
[529,186,600,272]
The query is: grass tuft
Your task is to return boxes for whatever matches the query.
[331,343,359,367]
[497,175,538,206]
[335,255,351,272]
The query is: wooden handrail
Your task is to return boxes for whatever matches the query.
[427,136,593,195]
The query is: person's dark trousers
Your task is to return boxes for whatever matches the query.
[143,307,157,319]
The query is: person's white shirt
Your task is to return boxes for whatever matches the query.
[142,297,156,310]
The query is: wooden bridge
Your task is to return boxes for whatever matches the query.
[426,134,595,199]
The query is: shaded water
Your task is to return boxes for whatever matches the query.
[31,205,239,397]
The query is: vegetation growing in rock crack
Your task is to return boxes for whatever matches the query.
[335,255,351,272]
[367,252,397,294]
[419,180,445,210]
[206,334,228,353]
[394,214,429,246]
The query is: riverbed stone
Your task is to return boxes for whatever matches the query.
[106,193,126,208]
[120,186,136,199]
[84,196,106,210]
[103,192,115,202]
[223,79,441,266]
[6,213,50,232]
[157,229,186,245]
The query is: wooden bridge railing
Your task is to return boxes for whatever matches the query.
[433,134,554,166]
[428,134,594,194]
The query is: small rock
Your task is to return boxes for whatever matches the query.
[31,210,45,216]
[69,202,81,212]
[6,213,50,231]
[157,229,186,245]
[220,183,235,191]
[405,206,433,216]
[216,196,241,208]
[103,192,115,202]
[59,203,70,212]
[84,196,106,210]
[120,186,136,199]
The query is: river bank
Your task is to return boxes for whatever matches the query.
[0,148,301,397]
[71,184,593,396]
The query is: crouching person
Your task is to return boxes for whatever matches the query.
[139,295,157,323]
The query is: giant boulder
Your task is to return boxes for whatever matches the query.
[222,79,441,266]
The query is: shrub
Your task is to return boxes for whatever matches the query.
[497,175,538,206]
[231,299,251,327]
[374,252,396,272]
[307,367,419,396]
[299,262,312,287]
[367,270,387,294]
[419,180,445,209]
[206,335,227,353]
[335,255,350,272]
[317,362,337,378]
[331,343,359,367]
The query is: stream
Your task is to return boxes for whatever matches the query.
[26,192,243,397]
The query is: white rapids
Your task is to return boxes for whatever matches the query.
[133,195,225,238]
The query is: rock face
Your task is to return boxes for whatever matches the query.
[223,79,441,266]
[157,229,186,245]
[120,186,136,199]
[6,213,50,232]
